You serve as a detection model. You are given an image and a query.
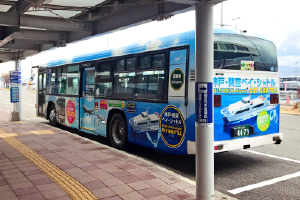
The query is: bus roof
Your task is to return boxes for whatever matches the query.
[47,28,273,68]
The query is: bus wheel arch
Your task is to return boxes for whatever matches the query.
[107,109,128,149]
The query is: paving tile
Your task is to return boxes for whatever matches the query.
[74,161,91,168]
[49,195,72,200]
[162,176,182,184]
[0,184,12,192]
[167,190,193,200]
[171,181,194,190]
[119,191,145,200]
[83,180,107,191]
[10,180,34,190]
[118,164,137,170]
[148,194,174,200]
[3,172,24,179]
[41,188,68,199]
[14,186,39,196]
[1,168,21,175]
[80,165,99,171]
[19,192,46,200]
[57,164,76,170]
[110,184,134,195]
[31,177,54,186]
[118,175,141,184]
[126,168,146,175]
[136,173,156,181]
[10,156,27,161]
[102,178,125,187]
[0,179,9,186]
[27,174,49,181]
[104,158,122,163]
[92,187,116,199]
[7,176,29,184]
[90,160,107,165]
[138,187,163,198]
[23,169,44,176]
[155,184,178,194]
[36,182,62,191]
[88,169,114,180]
[110,170,131,177]
[0,164,15,171]
[184,187,196,196]
[0,190,17,199]
[101,196,122,200]
[128,181,151,191]
[151,171,171,178]
[75,175,97,184]
[144,178,166,187]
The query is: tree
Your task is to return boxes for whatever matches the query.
[1,72,10,89]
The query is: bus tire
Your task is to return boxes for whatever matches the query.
[109,113,127,149]
[49,104,57,126]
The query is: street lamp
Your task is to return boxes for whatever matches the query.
[215,3,230,28]
[232,17,241,30]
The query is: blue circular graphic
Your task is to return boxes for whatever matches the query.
[160,106,185,148]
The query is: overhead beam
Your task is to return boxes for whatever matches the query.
[2,43,40,51]
[92,1,191,35]
[8,0,47,13]
[0,1,90,12]
[17,29,65,41]
[0,12,91,32]
[0,52,15,61]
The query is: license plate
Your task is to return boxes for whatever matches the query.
[234,125,250,137]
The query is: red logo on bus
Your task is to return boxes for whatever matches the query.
[66,100,75,124]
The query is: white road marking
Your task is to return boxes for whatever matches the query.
[23,103,35,106]
[228,171,300,194]
[245,150,300,164]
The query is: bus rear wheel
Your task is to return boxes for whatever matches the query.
[49,104,57,126]
[109,113,127,149]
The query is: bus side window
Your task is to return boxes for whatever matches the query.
[136,53,166,100]
[96,63,112,97]
[66,65,79,95]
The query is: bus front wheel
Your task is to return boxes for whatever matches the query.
[49,104,57,126]
[109,113,127,149]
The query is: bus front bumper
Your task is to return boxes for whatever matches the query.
[187,133,283,154]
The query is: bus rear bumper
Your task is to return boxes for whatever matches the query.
[187,133,283,154]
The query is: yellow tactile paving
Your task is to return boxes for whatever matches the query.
[0,128,97,200]
[30,130,55,135]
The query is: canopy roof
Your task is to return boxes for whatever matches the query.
[0,0,226,62]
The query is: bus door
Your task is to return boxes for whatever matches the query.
[37,68,46,117]
[168,48,188,111]
[80,66,96,133]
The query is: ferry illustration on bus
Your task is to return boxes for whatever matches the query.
[129,109,160,132]
[221,96,269,122]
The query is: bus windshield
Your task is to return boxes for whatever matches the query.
[214,34,277,71]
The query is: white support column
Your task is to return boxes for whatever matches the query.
[14,60,22,119]
[195,3,214,200]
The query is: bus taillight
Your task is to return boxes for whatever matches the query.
[214,95,221,107]
[270,94,279,104]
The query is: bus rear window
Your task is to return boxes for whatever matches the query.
[214,34,278,72]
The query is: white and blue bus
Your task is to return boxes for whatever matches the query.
[37,28,282,154]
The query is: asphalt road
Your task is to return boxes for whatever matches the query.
[0,89,299,200]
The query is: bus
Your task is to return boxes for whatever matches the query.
[36,28,282,154]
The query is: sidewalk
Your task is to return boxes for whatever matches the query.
[0,110,232,200]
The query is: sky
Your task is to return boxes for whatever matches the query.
[1,0,300,82]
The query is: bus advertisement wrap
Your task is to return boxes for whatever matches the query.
[214,77,278,94]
